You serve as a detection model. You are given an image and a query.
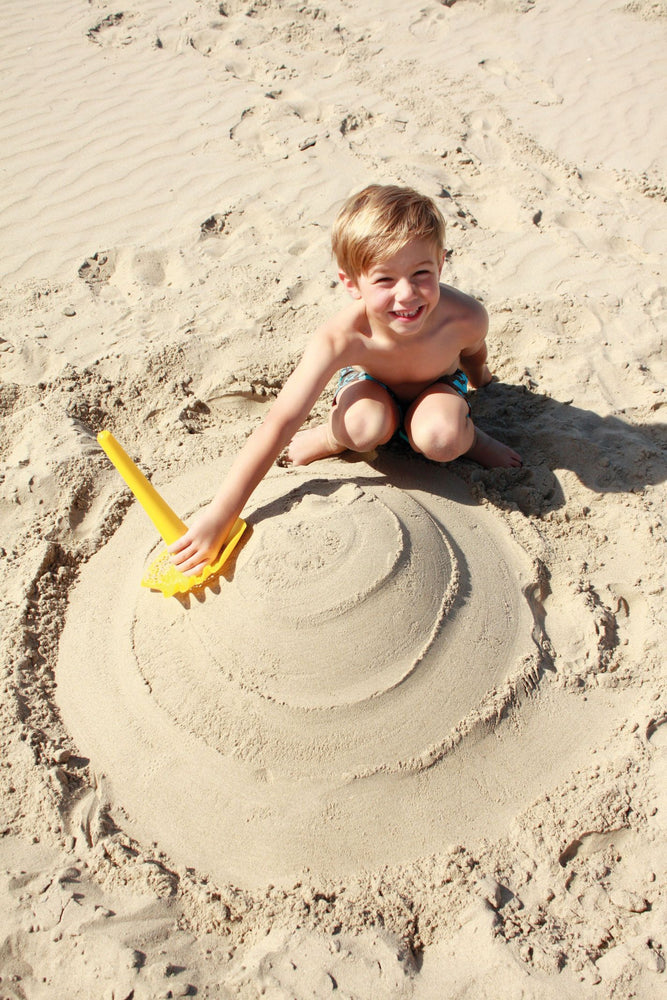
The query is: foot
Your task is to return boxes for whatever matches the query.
[284,424,346,466]
[465,427,522,469]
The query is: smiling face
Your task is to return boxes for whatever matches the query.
[340,238,444,337]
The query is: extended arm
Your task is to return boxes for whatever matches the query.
[169,332,342,575]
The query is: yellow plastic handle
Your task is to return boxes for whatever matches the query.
[97,430,187,545]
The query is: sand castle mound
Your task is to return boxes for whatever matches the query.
[57,458,542,887]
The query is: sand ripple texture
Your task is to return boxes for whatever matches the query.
[57,458,542,888]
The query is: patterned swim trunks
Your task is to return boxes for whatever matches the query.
[334,366,470,415]
[333,366,471,445]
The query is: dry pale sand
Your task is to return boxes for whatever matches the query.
[1,0,666,997]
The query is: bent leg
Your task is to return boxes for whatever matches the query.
[406,385,474,463]
[286,379,400,466]
[406,385,521,468]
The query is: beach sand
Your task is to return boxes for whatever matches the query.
[1,0,665,996]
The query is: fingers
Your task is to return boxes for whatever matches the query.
[167,530,191,556]
[175,549,209,574]
[177,552,209,576]
[176,550,213,576]
[167,532,214,575]
[182,559,210,578]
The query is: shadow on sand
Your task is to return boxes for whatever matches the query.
[180,380,666,607]
[392,381,667,517]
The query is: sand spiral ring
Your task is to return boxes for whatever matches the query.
[57,458,539,885]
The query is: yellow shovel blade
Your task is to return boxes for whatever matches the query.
[97,430,247,597]
[141,517,247,598]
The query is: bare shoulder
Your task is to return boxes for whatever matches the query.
[314,299,369,357]
[439,283,488,320]
[438,283,488,343]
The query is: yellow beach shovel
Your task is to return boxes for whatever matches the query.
[97,430,246,598]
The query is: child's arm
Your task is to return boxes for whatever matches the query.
[168,330,343,575]
[458,304,493,388]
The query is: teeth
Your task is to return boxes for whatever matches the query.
[395,308,419,318]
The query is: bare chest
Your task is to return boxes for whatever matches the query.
[353,339,461,402]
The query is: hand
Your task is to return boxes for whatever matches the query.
[168,503,236,577]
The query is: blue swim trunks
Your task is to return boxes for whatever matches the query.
[334,366,471,444]
[335,366,470,412]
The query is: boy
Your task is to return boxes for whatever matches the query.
[170,184,521,576]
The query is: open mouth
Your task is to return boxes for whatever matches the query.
[391,305,425,321]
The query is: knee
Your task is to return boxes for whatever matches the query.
[409,423,467,463]
[336,401,397,451]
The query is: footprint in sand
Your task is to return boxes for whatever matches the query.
[199,212,231,239]
[230,102,326,159]
[479,57,563,107]
[87,12,133,48]
[108,247,183,294]
[408,7,449,40]
[647,714,667,748]
[78,251,116,293]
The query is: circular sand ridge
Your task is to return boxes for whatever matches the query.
[135,480,463,779]
[57,458,539,885]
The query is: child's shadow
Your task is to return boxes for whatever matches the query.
[455,381,667,515]
[252,382,665,528]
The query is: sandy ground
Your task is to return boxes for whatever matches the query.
[1,0,666,997]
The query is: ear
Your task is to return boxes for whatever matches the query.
[338,270,363,300]
[439,250,446,272]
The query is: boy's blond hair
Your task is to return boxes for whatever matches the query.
[332,184,446,280]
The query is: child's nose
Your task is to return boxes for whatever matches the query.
[395,278,417,302]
